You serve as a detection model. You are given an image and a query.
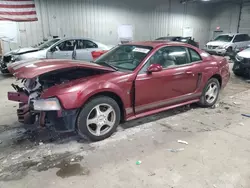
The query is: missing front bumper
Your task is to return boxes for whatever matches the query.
[8,91,78,132]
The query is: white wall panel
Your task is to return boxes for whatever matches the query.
[209,3,240,39]
[239,2,250,34]
[3,0,211,53]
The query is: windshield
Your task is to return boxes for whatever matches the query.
[94,45,153,71]
[38,39,60,50]
[214,35,234,42]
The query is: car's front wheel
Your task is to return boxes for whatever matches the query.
[199,78,220,107]
[76,96,121,141]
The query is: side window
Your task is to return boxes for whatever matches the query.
[57,40,76,51]
[140,46,190,73]
[243,34,250,41]
[85,40,98,48]
[189,48,202,62]
[76,40,98,49]
[233,35,244,42]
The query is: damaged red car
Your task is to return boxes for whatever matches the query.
[8,41,230,141]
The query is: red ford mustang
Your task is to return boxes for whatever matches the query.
[8,41,230,141]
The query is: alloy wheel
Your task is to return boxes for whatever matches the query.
[205,82,219,104]
[86,103,116,136]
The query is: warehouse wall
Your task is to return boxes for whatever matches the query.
[3,0,211,53]
[209,2,241,40]
[239,2,250,34]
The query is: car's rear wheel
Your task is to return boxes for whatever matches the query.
[199,78,220,107]
[76,96,121,141]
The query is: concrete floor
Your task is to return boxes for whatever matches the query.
[0,65,250,188]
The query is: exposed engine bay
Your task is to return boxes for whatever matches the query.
[12,68,106,103]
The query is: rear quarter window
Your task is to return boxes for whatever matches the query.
[189,48,202,62]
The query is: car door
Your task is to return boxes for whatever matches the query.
[74,40,100,61]
[134,46,201,114]
[233,34,246,49]
[47,39,76,59]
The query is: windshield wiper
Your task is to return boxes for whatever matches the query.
[92,61,118,71]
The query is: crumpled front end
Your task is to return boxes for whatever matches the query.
[8,82,78,132]
[7,60,113,132]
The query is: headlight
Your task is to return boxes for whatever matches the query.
[235,54,244,62]
[33,98,61,111]
[11,55,20,62]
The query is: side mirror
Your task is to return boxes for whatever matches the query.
[147,64,163,73]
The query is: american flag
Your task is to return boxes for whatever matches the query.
[0,0,38,22]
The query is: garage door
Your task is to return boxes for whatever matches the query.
[239,2,250,34]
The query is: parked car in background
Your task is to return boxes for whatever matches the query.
[0,37,111,74]
[0,38,60,74]
[205,33,250,56]
[155,36,199,48]
[233,47,250,78]
[7,41,229,141]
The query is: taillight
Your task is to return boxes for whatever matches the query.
[91,50,108,60]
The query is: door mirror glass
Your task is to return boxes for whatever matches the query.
[147,64,163,73]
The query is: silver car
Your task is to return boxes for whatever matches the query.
[0,37,112,74]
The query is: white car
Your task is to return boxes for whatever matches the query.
[205,33,250,56]
[0,37,112,74]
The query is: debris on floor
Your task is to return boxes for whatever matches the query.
[148,172,156,176]
[211,104,219,109]
[233,102,241,105]
[136,160,142,165]
[177,140,188,145]
[242,114,250,118]
[167,148,184,153]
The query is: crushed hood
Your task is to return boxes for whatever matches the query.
[8,59,115,79]
[4,47,39,56]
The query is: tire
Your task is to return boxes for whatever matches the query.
[76,96,121,141]
[199,78,220,107]
[233,70,241,77]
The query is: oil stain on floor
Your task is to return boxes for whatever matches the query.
[55,160,90,178]
[0,152,89,181]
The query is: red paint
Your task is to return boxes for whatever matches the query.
[91,50,108,60]
[8,59,114,79]
[8,41,230,124]
[8,92,28,103]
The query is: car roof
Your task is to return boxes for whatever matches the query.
[127,41,188,48]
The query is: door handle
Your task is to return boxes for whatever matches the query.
[186,71,193,75]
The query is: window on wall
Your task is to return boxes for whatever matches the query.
[189,48,202,62]
[140,46,190,73]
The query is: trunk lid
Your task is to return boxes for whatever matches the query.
[8,59,115,79]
